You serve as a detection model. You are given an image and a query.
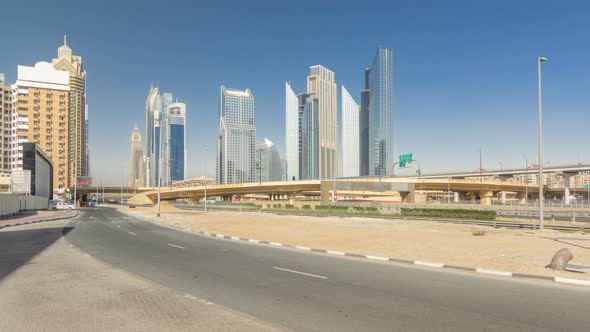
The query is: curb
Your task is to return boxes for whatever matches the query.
[187,228,590,288]
[0,211,79,230]
[118,209,590,288]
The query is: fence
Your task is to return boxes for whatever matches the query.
[0,194,49,218]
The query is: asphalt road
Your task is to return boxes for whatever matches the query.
[65,207,590,331]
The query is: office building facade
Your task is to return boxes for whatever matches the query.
[163,101,186,183]
[367,48,394,177]
[255,138,282,182]
[216,86,256,184]
[341,85,360,177]
[307,65,338,179]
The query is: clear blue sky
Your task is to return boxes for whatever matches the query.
[1,0,589,185]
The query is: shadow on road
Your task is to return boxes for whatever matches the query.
[0,226,73,281]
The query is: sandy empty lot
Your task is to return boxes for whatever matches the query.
[120,203,590,281]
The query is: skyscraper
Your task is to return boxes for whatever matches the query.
[299,93,319,180]
[216,86,256,184]
[163,101,186,183]
[129,124,144,187]
[285,82,299,181]
[341,85,360,177]
[51,36,88,181]
[285,65,338,181]
[367,48,394,177]
[144,85,162,186]
[307,65,338,179]
[255,138,282,182]
[159,92,173,185]
[13,62,70,190]
[359,69,370,176]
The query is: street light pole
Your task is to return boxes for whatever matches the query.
[524,153,528,207]
[537,56,548,230]
[157,176,161,217]
[204,147,208,211]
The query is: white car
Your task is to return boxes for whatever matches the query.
[56,202,72,210]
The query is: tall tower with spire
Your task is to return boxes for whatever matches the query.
[130,124,144,187]
[52,35,88,185]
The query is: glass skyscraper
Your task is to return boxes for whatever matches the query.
[144,85,162,186]
[216,86,256,184]
[341,85,360,177]
[166,102,186,182]
[367,48,393,177]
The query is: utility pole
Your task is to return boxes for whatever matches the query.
[157,177,161,217]
[204,147,208,211]
[537,56,548,230]
[73,94,77,208]
[524,153,529,206]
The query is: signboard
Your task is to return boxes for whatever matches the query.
[11,170,31,194]
[399,154,413,168]
[584,184,590,189]
[77,176,92,186]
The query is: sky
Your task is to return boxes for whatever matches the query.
[0,0,589,185]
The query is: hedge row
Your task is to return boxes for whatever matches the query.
[400,208,496,221]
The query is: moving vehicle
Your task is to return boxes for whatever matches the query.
[56,202,73,210]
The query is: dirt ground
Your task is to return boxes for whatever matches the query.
[119,203,590,281]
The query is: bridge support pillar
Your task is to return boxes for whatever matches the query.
[500,191,506,205]
[479,190,494,206]
[518,192,527,205]
[559,173,575,205]
[469,192,478,204]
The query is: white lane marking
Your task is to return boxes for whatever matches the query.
[117,225,121,228]
[249,239,260,243]
[89,216,94,219]
[554,277,590,286]
[295,246,311,251]
[366,255,389,261]
[415,261,444,268]
[216,234,225,238]
[128,232,136,236]
[273,267,328,279]
[168,243,185,249]
[327,250,346,256]
[270,242,282,246]
[475,268,513,277]
[184,293,214,305]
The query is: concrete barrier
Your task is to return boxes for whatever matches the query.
[0,194,49,218]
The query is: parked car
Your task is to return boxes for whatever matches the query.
[48,200,59,210]
[56,202,73,210]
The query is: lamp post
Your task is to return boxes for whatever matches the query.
[537,56,548,230]
[204,147,208,211]
[476,148,483,183]
[523,153,528,206]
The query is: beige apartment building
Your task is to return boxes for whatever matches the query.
[14,62,70,190]
[0,74,13,174]
[52,36,87,182]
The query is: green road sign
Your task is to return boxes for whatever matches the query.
[399,154,413,168]
[585,184,590,189]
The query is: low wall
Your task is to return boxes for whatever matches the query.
[0,194,49,218]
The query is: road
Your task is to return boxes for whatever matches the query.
[65,207,590,331]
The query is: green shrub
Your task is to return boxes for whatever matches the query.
[302,205,312,209]
[400,208,496,221]
[353,206,366,212]
[315,205,331,210]
[365,207,379,213]
[267,204,271,208]
[331,205,349,211]
[285,204,295,209]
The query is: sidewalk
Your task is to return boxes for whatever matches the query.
[0,210,77,228]
[122,204,590,281]
[0,219,283,332]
